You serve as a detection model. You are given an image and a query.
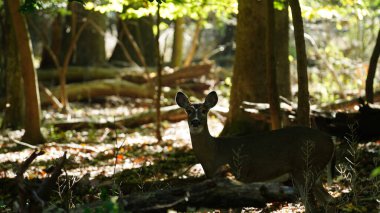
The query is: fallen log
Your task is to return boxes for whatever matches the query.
[321,91,380,110]
[74,177,296,212]
[40,79,154,105]
[39,78,210,106]
[38,63,212,86]
[38,66,146,84]
[122,63,212,86]
[50,106,186,130]
[156,63,212,86]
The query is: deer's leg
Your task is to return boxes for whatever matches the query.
[292,172,318,213]
[313,180,334,204]
[312,180,336,212]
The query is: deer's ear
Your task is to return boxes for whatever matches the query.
[204,91,218,109]
[176,92,190,108]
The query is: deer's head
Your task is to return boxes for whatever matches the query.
[176,91,218,134]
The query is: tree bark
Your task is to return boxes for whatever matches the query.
[155,4,163,142]
[365,29,380,103]
[171,17,185,68]
[274,2,291,99]
[7,0,45,144]
[289,0,310,127]
[266,0,281,130]
[1,0,25,130]
[222,0,270,136]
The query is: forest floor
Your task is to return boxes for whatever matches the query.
[0,100,379,212]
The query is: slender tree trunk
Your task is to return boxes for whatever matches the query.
[171,17,184,68]
[71,8,106,66]
[39,14,63,69]
[120,20,147,67]
[266,0,281,130]
[7,0,45,144]
[274,2,291,99]
[59,2,88,112]
[365,29,380,103]
[289,0,310,127]
[183,19,202,67]
[110,16,156,67]
[222,0,270,136]
[155,4,162,142]
[1,0,25,129]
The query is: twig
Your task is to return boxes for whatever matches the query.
[16,150,44,212]
[9,136,39,149]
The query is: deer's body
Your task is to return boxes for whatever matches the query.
[191,126,333,182]
[176,91,335,213]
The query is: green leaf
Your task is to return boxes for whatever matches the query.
[370,167,380,178]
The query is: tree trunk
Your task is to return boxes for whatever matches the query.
[71,8,106,66]
[1,0,25,129]
[274,2,291,99]
[0,12,4,99]
[39,14,63,69]
[365,29,380,103]
[183,19,202,67]
[155,4,163,142]
[222,0,270,136]
[110,16,156,67]
[171,17,185,68]
[289,0,310,127]
[266,0,281,130]
[6,0,45,144]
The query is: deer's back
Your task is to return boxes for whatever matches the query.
[214,126,334,182]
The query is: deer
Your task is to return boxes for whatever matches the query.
[175,91,335,213]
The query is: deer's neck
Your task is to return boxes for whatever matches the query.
[189,124,217,177]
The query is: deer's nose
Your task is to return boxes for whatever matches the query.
[191,119,201,127]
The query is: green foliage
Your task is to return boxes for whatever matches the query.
[20,0,43,12]
[371,167,380,178]
[274,0,287,10]
[148,0,166,4]
[86,0,237,21]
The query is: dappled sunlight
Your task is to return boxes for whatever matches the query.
[0,107,224,179]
